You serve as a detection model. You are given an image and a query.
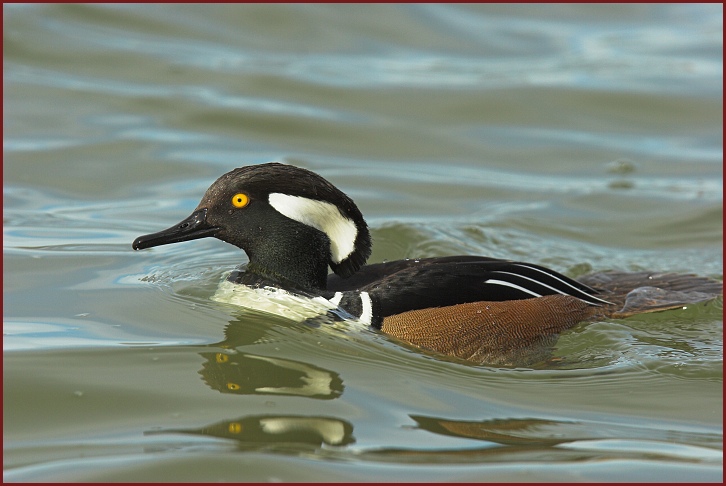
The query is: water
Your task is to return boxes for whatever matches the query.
[3,4,723,482]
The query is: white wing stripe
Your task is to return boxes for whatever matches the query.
[484,279,543,298]
[494,271,572,296]
[495,268,611,305]
[513,263,596,294]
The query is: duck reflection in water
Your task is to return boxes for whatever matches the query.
[197,316,344,400]
[146,415,355,449]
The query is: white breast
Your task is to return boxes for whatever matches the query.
[211,280,366,330]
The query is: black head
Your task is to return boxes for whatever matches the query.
[133,163,372,290]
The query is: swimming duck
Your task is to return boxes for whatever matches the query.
[133,163,722,365]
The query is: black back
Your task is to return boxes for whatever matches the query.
[328,256,607,322]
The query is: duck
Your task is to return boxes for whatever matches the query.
[133,162,722,366]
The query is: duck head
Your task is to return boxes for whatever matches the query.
[133,163,371,291]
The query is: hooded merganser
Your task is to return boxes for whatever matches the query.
[133,163,722,365]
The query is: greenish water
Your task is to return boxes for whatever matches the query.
[3,3,723,482]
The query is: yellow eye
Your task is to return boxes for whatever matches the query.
[231,193,249,208]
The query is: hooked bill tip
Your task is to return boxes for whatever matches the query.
[132,236,150,250]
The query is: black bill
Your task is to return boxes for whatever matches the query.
[132,208,219,250]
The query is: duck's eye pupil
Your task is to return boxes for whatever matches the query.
[231,193,249,208]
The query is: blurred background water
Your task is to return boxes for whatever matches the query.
[3,3,723,482]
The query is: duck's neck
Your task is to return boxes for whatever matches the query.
[238,231,331,292]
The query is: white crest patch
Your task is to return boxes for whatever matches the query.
[268,193,358,264]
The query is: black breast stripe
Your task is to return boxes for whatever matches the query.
[336,292,363,319]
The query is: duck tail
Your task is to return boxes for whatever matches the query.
[577,271,722,318]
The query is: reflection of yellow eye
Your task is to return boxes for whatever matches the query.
[231,193,249,208]
[215,353,228,363]
[228,422,243,434]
